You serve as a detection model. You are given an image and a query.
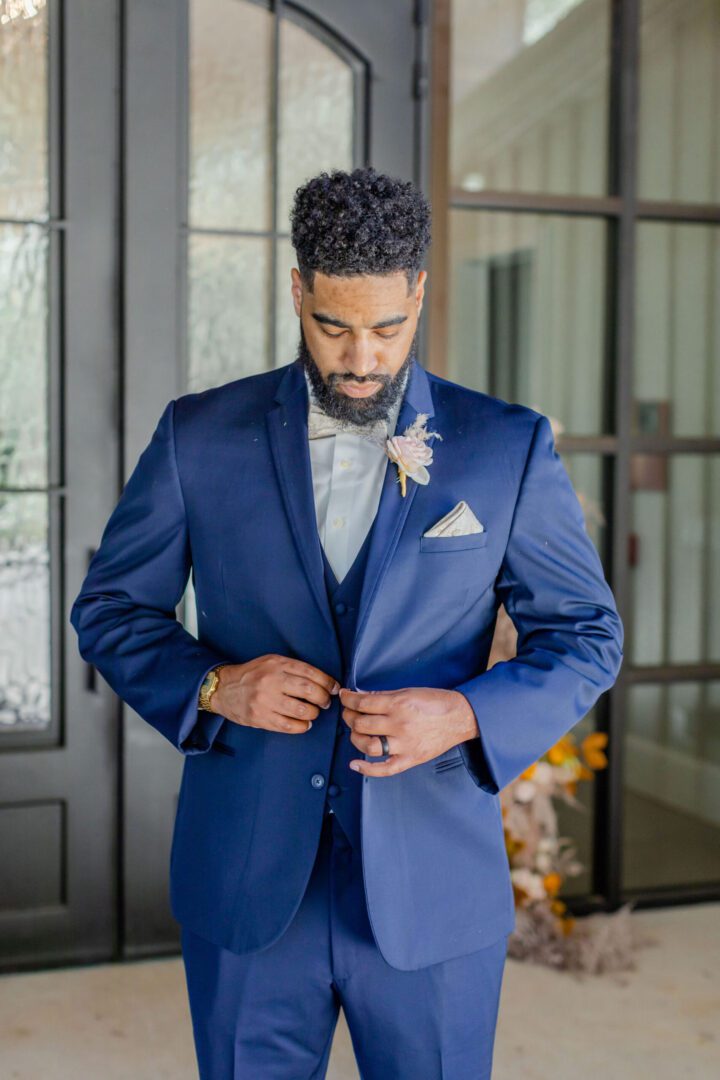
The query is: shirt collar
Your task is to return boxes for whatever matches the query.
[303,366,409,438]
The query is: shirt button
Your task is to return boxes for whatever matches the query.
[328,783,340,797]
[339,459,352,469]
[334,601,347,614]
[332,516,345,528]
[310,773,325,790]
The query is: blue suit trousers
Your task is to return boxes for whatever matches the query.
[181,812,509,1079]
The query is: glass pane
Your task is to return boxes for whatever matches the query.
[187,234,270,391]
[0,223,48,488]
[634,223,720,438]
[276,15,354,232]
[639,0,720,204]
[630,455,720,665]
[0,493,50,731]
[624,681,720,890]
[450,0,609,198]
[561,453,609,554]
[448,210,606,433]
[188,0,273,231]
[554,709,598,898]
[0,2,48,220]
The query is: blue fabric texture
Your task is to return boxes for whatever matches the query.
[181,812,509,1079]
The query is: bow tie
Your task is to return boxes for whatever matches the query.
[307,404,390,445]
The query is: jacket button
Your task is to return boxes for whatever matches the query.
[334,601,347,614]
[328,783,340,797]
[310,773,325,789]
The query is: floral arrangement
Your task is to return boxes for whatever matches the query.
[505,732,609,925]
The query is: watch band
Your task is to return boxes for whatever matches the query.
[198,665,225,711]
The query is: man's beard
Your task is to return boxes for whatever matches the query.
[295,320,416,427]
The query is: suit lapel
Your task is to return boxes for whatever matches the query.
[347,359,435,686]
[266,362,336,637]
[265,357,437,680]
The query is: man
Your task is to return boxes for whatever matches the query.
[70,166,623,1078]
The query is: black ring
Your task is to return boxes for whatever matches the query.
[379,734,390,756]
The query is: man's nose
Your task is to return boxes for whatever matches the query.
[342,345,382,379]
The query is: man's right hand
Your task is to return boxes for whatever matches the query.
[209,655,340,734]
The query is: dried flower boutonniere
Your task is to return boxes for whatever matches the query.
[385,413,442,497]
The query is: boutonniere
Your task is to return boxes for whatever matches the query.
[385,413,443,497]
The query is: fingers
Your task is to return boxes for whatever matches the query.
[339,687,396,713]
[341,705,392,733]
[269,710,314,735]
[279,691,322,723]
[230,656,340,734]
[266,659,341,734]
[281,659,340,700]
[281,671,336,711]
[349,731,389,757]
[348,756,411,777]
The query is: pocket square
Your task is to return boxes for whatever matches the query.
[423,500,484,538]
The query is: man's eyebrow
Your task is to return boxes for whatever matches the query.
[311,312,408,330]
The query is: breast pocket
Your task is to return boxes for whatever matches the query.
[418,530,489,553]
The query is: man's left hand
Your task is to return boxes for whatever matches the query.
[339,686,479,776]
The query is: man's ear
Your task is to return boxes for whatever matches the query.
[290,267,304,317]
[415,269,427,311]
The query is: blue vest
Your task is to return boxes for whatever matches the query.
[319,520,377,852]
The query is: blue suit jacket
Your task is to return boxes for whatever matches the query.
[70,358,623,970]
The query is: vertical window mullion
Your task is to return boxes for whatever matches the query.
[598,0,641,912]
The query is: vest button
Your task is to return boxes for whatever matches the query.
[328,783,340,797]
[334,601,347,614]
[310,773,325,790]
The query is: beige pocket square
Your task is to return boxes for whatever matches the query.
[423,500,484,538]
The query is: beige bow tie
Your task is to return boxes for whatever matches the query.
[307,404,390,445]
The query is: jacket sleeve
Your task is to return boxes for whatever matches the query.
[69,398,230,755]
[454,413,624,794]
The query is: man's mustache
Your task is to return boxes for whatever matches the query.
[332,376,390,387]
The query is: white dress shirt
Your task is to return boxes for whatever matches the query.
[304,369,407,583]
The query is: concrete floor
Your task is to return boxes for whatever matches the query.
[0,902,717,1079]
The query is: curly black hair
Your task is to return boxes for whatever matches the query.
[289,166,431,294]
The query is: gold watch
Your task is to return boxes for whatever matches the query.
[198,665,225,712]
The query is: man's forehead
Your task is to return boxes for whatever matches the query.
[310,270,410,302]
[307,270,412,325]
